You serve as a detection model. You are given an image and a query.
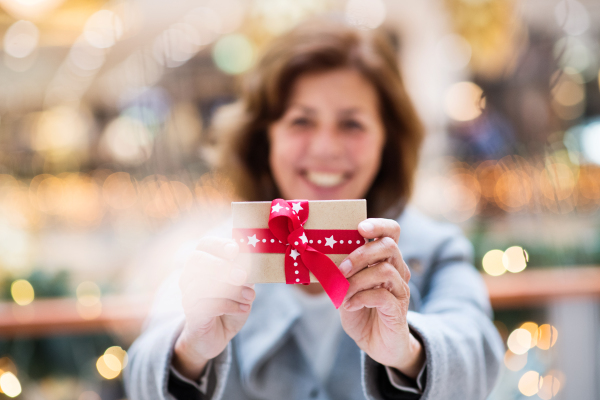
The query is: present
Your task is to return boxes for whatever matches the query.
[232,199,367,308]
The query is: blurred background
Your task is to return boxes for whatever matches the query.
[0,0,599,398]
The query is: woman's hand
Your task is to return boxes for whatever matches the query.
[339,219,425,379]
[172,237,254,381]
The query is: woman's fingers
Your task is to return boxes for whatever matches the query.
[181,250,248,291]
[182,279,256,305]
[184,297,252,319]
[339,236,409,282]
[196,237,239,261]
[358,218,401,242]
[343,288,399,314]
[343,261,408,302]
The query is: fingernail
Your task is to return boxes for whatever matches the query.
[230,268,247,285]
[343,301,351,310]
[239,303,250,311]
[241,287,255,301]
[360,221,374,234]
[339,259,352,276]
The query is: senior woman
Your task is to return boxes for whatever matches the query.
[125,19,503,400]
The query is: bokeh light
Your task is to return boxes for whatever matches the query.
[554,0,590,36]
[11,279,34,306]
[3,20,39,59]
[507,328,531,355]
[105,346,128,370]
[76,281,101,307]
[519,322,538,348]
[444,82,485,122]
[96,355,120,379]
[482,249,506,276]
[504,349,527,372]
[0,372,22,398]
[101,115,154,165]
[212,34,255,75]
[536,324,558,350]
[538,373,561,399]
[503,246,528,273]
[518,370,542,397]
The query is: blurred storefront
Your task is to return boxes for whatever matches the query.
[0,0,599,399]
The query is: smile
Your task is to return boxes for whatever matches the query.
[304,171,349,188]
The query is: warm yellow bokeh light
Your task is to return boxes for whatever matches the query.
[76,281,101,306]
[519,322,539,348]
[507,328,531,355]
[503,349,527,372]
[518,370,542,397]
[503,246,528,273]
[0,372,22,398]
[105,346,128,370]
[538,374,561,399]
[537,324,558,350]
[482,249,506,276]
[103,354,121,372]
[96,355,120,379]
[11,279,34,306]
[444,81,485,122]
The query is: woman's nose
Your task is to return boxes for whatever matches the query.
[307,126,344,159]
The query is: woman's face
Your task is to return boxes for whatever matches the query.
[268,68,385,201]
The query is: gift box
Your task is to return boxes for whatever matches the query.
[232,199,366,308]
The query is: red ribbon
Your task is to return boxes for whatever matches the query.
[233,199,361,309]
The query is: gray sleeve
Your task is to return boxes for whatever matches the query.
[123,271,234,400]
[362,234,504,400]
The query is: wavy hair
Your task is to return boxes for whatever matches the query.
[212,18,424,218]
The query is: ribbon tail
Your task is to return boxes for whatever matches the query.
[300,249,349,309]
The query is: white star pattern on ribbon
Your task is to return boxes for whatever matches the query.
[291,202,303,213]
[299,233,308,244]
[271,203,283,213]
[325,235,337,248]
[247,234,260,247]
[290,249,300,260]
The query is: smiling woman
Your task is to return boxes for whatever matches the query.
[268,69,385,202]
[213,18,424,218]
[125,17,503,400]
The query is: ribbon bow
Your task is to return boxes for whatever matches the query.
[268,199,350,308]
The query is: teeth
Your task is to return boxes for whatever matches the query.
[305,171,345,188]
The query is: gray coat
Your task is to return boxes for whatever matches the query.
[125,207,504,399]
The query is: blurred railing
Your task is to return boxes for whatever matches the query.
[1,266,599,337]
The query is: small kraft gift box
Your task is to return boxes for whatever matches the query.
[232,199,367,308]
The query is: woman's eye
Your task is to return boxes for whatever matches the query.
[340,120,363,131]
[290,117,312,127]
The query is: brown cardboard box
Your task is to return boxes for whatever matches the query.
[232,199,367,283]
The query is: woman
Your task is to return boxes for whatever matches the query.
[125,19,503,400]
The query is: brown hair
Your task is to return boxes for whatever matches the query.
[213,18,424,218]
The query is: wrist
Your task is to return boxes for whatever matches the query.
[390,333,425,380]
[172,330,210,381]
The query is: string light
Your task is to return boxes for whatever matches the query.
[11,279,34,306]
[518,370,542,397]
[0,372,21,398]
